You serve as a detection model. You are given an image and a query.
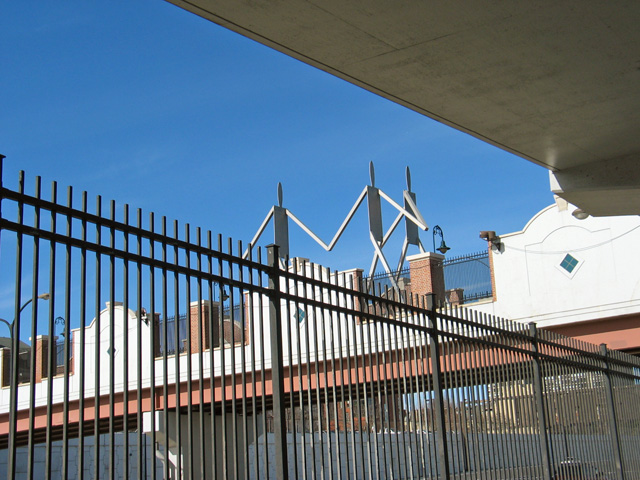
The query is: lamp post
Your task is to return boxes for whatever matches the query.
[432,225,451,255]
[0,293,51,347]
[1,293,51,388]
[2,292,51,479]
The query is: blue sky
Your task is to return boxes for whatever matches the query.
[1,1,552,273]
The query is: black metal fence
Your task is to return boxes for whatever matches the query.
[363,267,411,294]
[1,162,640,479]
[156,315,189,357]
[442,251,492,302]
[364,251,492,304]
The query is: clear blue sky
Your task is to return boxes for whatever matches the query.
[2,1,552,273]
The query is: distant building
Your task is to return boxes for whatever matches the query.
[404,198,640,355]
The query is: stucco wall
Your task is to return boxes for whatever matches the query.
[471,202,640,332]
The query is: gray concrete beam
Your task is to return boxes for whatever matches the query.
[550,154,640,216]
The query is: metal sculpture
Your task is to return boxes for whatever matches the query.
[245,163,429,286]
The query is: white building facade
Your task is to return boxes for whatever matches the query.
[467,198,640,353]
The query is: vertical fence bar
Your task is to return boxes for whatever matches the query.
[196,228,206,480]
[26,176,42,480]
[217,234,229,479]
[426,294,450,479]
[267,245,289,480]
[78,190,88,479]
[292,260,309,480]
[149,212,158,480]
[45,180,58,480]
[347,276,363,480]
[417,298,438,479]
[317,268,331,480]
[7,170,24,480]
[185,224,194,480]
[205,231,218,480]
[359,279,377,480]
[108,200,116,480]
[336,272,350,480]
[257,247,268,480]
[600,344,625,480]
[301,260,317,480]
[247,246,259,480]
[529,323,552,479]
[227,237,239,480]
[238,240,250,480]
[337,272,354,480]
[309,262,326,480]
[122,204,130,479]
[327,268,342,480]
[161,216,170,480]
[93,194,102,480]
[172,219,182,478]
[282,261,296,480]
[61,186,73,480]
[136,207,144,479]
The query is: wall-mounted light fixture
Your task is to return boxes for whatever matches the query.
[140,307,149,325]
[572,208,589,220]
[479,230,502,250]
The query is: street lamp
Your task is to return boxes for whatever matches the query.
[432,225,451,255]
[0,293,51,382]
[2,292,51,470]
[0,293,51,343]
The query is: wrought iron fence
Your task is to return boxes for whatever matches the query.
[54,339,72,372]
[364,251,493,304]
[442,251,492,302]
[363,267,411,296]
[0,161,639,479]
[156,314,189,357]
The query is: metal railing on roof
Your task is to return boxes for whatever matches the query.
[443,250,492,301]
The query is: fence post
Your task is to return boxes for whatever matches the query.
[529,323,552,478]
[267,245,289,480]
[426,293,450,478]
[600,344,625,480]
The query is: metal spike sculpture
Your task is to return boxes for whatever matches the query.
[245,163,429,287]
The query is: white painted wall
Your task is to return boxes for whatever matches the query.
[0,432,163,479]
[1,267,418,420]
[0,303,154,413]
[470,201,640,328]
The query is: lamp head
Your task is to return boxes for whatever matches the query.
[572,208,589,220]
[437,240,451,255]
[432,225,451,255]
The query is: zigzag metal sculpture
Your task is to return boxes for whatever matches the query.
[244,163,429,288]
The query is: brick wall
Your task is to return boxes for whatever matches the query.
[34,335,49,383]
[188,301,220,353]
[446,288,464,306]
[407,251,445,305]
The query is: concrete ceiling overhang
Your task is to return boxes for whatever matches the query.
[167,1,640,216]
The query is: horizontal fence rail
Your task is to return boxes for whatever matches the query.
[1,161,639,479]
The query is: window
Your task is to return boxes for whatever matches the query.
[295,307,306,323]
[556,253,583,278]
[559,253,579,273]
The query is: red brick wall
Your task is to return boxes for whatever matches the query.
[35,336,49,383]
[1,349,9,387]
[408,252,445,304]
[488,243,497,302]
[446,288,464,306]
